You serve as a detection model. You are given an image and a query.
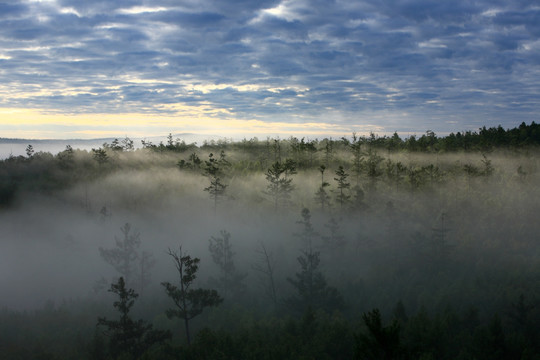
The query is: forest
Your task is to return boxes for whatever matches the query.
[0,121,539,359]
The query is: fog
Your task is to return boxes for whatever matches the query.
[1,143,539,320]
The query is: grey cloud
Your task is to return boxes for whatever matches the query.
[0,0,539,133]
[150,10,226,27]
[0,3,28,19]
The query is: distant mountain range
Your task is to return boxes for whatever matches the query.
[0,133,227,158]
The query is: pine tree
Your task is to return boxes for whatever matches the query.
[286,250,344,313]
[264,161,295,211]
[99,223,155,293]
[161,246,223,345]
[208,230,246,296]
[25,144,34,158]
[97,277,170,359]
[287,208,344,313]
[203,152,227,214]
[350,133,364,186]
[295,208,318,251]
[92,147,108,166]
[322,217,346,251]
[354,309,402,360]
[99,223,140,288]
[314,165,331,211]
[334,166,351,210]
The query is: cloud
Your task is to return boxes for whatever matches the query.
[0,0,539,137]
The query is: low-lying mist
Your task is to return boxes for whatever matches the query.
[1,144,539,319]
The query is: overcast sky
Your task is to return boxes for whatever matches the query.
[0,0,539,139]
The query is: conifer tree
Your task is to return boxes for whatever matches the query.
[334,166,351,210]
[354,309,402,360]
[99,223,141,289]
[295,208,318,251]
[25,144,35,158]
[208,230,246,296]
[287,208,344,313]
[314,165,331,211]
[97,277,170,359]
[203,152,227,214]
[286,249,344,313]
[99,223,155,293]
[161,246,223,345]
[322,217,346,251]
[264,160,295,211]
[350,133,364,186]
[92,147,108,165]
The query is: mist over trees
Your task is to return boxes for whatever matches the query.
[1,122,540,359]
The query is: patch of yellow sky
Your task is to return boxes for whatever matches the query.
[0,107,358,140]
[0,61,382,139]
[0,76,372,139]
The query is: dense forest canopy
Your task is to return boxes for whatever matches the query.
[0,121,539,359]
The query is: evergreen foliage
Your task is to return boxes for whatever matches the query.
[334,165,351,210]
[208,230,246,296]
[161,246,223,345]
[99,223,155,293]
[97,277,171,359]
[203,152,228,213]
[314,164,331,211]
[264,160,296,211]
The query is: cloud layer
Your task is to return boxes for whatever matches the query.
[1,0,539,137]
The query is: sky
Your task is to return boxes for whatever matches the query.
[0,0,539,140]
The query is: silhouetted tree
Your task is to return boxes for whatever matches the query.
[110,138,123,151]
[264,160,295,211]
[121,136,134,151]
[365,148,383,192]
[92,147,108,165]
[177,152,202,170]
[385,159,407,191]
[480,153,494,176]
[56,145,74,170]
[322,217,346,251]
[25,144,34,159]
[288,208,343,312]
[251,241,278,309]
[203,152,227,214]
[97,277,171,359]
[314,165,331,211]
[286,249,344,313]
[295,208,318,251]
[99,223,155,293]
[321,138,334,167]
[208,230,246,296]
[99,223,140,288]
[162,246,223,345]
[272,138,282,162]
[350,133,364,186]
[350,186,368,212]
[334,166,351,210]
[354,309,402,360]
[422,164,442,188]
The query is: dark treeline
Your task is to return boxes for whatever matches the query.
[0,121,539,359]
